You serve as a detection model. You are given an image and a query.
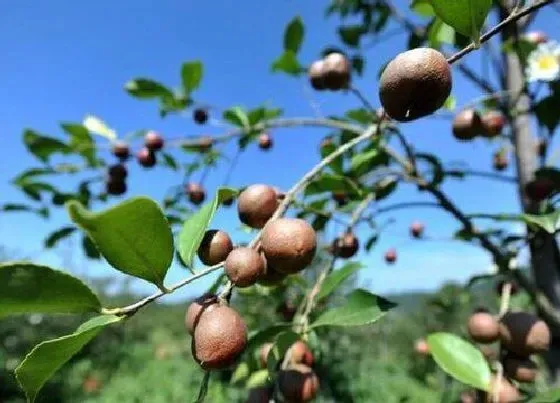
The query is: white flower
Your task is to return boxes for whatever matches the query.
[526,40,560,82]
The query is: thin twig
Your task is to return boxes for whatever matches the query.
[499,282,513,317]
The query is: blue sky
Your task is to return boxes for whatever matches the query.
[0,1,558,301]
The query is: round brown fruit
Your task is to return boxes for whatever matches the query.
[481,111,505,138]
[410,221,424,238]
[331,232,359,258]
[493,152,508,172]
[260,218,317,274]
[499,311,551,356]
[379,48,452,122]
[459,390,476,403]
[488,375,521,403]
[197,229,233,266]
[257,265,287,286]
[503,355,538,383]
[224,247,266,287]
[259,342,273,368]
[258,133,273,150]
[112,142,130,161]
[452,109,482,141]
[186,183,206,205]
[414,339,430,356]
[237,184,279,229]
[136,147,157,168]
[277,364,320,403]
[191,304,247,370]
[193,108,209,125]
[144,131,164,151]
[108,163,127,180]
[308,60,327,91]
[106,178,127,196]
[385,248,397,264]
[467,312,500,344]
[323,52,351,90]
[525,178,555,202]
[524,31,548,45]
[332,191,348,207]
[290,341,314,366]
[246,386,272,403]
[185,293,218,335]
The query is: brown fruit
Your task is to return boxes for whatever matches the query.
[503,355,538,383]
[237,184,279,229]
[414,339,430,356]
[481,111,505,138]
[112,142,130,161]
[493,152,509,171]
[290,341,314,366]
[197,136,213,152]
[136,147,157,167]
[246,386,272,403]
[459,390,476,403]
[193,108,209,125]
[260,218,317,274]
[331,232,359,258]
[144,131,164,151]
[332,191,348,206]
[191,304,247,370]
[467,312,500,344]
[257,265,287,286]
[106,178,127,196]
[258,133,273,150]
[323,52,351,90]
[488,375,521,403]
[259,342,273,368]
[108,163,128,180]
[185,293,218,335]
[499,311,551,356]
[410,221,424,238]
[82,375,102,394]
[452,109,482,141]
[385,248,397,264]
[525,178,555,202]
[197,230,233,266]
[308,60,327,91]
[186,182,206,205]
[277,364,319,403]
[379,48,452,122]
[224,247,266,287]
[524,31,548,45]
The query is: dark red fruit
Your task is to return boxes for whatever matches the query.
[331,232,359,258]
[105,178,127,196]
[112,142,130,161]
[197,230,233,266]
[144,131,164,151]
[332,191,348,207]
[108,163,127,180]
[481,111,505,138]
[258,133,273,150]
[493,152,508,171]
[136,147,157,168]
[452,109,482,141]
[289,341,314,366]
[186,183,206,205]
[308,60,327,91]
[193,108,209,125]
[467,312,500,344]
[385,248,397,264]
[410,221,424,238]
[525,178,555,202]
[246,386,272,403]
[323,52,351,90]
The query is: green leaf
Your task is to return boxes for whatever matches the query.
[443,95,457,111]
[522,210,560,234]
[428,18,455,48]
[15,315,122,403]
[223,107,250,128]
[267,331,301,374]
[427,332,491,391]
[125,78,173,99]
[345,108,373,124]
[23,130,71,163]
[0,262,101,318]
[61,123,97,166]
[67,197,174,289]
[161,152,179,171]
[246,324,292,353]
[317,262,364,301]
[305,173,361,196]
[82,235,101,259]
[429,0,491,41]
[350,149,385,176]
[529,387,560,403]
[372,177,398,201]
[12,168,58,186]
[179,188,238,268]
[351,55,365,75]
[44,226,76,248]
[247,107,283,126]
[411,0,435,17]
[320,141,344,174]
[246,369,270,388]
[82,115,117,141]
[338,25,364,47]
[311,289,396,328]
[271,51,302,76]
[283,16,304,53]
[181,61,203,94]
[535,95,560,134]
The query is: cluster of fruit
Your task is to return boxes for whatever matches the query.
[466,308,551,401]
[452,109,505,141]
[308,52,351,91]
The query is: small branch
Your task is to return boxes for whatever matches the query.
[349,86,378,115]
[348,193,375,230]
[492,362,504,403]
[447,0,556,64]
[375,201,442,215]
[499,282,513,318]
[445,169,517,183]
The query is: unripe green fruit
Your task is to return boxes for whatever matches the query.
[224,247,266,287]
[237,184,279,229]
[499,311,551,356]
[197,230,233,266]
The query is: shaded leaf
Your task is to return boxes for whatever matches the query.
[161,152,179,171]
[23,130,71,163]
[223,107,250,128]
[522,210,560,234]
[82,235,101,259]
[125,78,173,99]
[429,0,491,41]
[428,18,455,48]
[305,173,361,196]
[529,388,560,403]
[271,51,302,76]
[13,168,57,186]
[338,25,364,47]
[317,262,364,301]
[284,16,304,53]
[535,95,560,134]
[181,61,203,94]
[61,123,97,166]
[44,226,76,248]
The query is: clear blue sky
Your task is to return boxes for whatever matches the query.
[0,1,558,301]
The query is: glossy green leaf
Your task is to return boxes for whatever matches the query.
[0,262,101,317]
[267,331,301,374]
[15,315,122,403]
[411,0,435,17]
[44,226,76,248]
[317,262,364,301]
[67,197,174,289]
[223,107,250,128]
[427,332,491,391]
[429,0,491,41]
[124,78,173,99]
[82,115,117,141]
[23,130,71,163]
[522,210,560,234]
[350,149,387,176]
[338,25,364,47]
[178,187,238,268]
[283,16,304,53]
[305,173,361,196]
[247,106,283,126]
[61,123,97,166]
[246,369,269,388]
[311,289,396,328]
[345,108,373,124]
[181,61,203,94]
[529,387,560,403]
[428,18,455,48]
[372,177,398,201]
[271,51,302,76]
